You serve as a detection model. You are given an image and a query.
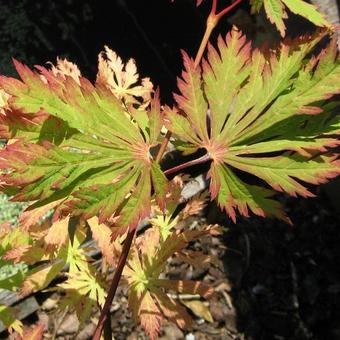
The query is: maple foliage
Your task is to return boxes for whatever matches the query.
[0,217,107,325]
[14,323,44,340]
[0,53,167,234]
[250,0,331,36]
[124,196,219,339]
[0,305,23,335]
[167,27,340,223]
[190,0,331,37]
[97,46,154,108]
[0,1,339,339]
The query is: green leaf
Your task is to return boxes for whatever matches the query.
[0,305,23,335]
[264,0,287,37]
[249,0,331,36]
[282,0,330,28]
[0,56,167,229]
[58,264,107,324]
[168,28,340,222]
[251,0,264,13]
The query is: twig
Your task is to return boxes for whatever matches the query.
[92,226,137,340]
[164,153,211,176]
[156,130,172,163]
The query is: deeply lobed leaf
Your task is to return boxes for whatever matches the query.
[250,0,331,36]
[167,28,340,222]
[0,53,167,232]
[124,212,219,339]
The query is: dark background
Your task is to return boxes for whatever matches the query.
[0,0,273,102]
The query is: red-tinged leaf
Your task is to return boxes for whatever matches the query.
[48,57,81,83]
[264,0,287,37]
[20,261,64,297]
[128,288,162,340]
[180,191,209,219]
[152,287,194,330]
[203,29,251,137]
[175,249,221,268]
[0,54,167,231]
[57,265,107,316]
[174,51,209,142]
[19,199,63,231]
[44,216,69,248]
[224,153,340,198]
[154,279,214,299]
[87,216,121,266]
[250,0,331,37]
[164,106,201,145]
[209,163,291,223]
[96,46,153,108]
[14,323,44,340]
[4,245,44,265]
[113,170,151,230]
[150,224,222,275]
[125,223,218,338]
[151,162,168,211]
[148,90,163,144]
[168,27,340,222]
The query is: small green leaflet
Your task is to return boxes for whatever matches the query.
[167,27,340,223]
[250,0,331,36]
[0,57,167,231]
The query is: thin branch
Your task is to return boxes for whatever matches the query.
[194,16,217,67]
[164,153,211,176]
[211,0,218,15]
[156,130,172,163]
[92,2,244,339]
[216,0,243,19]
[92,226,137,340]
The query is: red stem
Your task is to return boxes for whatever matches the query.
[92,226,137,340]
[215,0,243,19]
[93,2,244,339]
[164,153,211,176]
[211,0,218,17]
[157,0,243,163]
[155,130,172,163]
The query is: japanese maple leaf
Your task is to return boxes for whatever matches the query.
[166,28,340,223]
[97,46,153,108]
[124,224,217,339]
[250,0,331,36]
[0,53,167,232]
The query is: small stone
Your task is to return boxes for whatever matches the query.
[110,302,120,313]
[209,300,225,322]
[41,296,58,311]
[185,333,195,340]
[37,311,49,331]
[159,324,184,340]
[126,332,138,340]
[57,313,80,335]
[76,323,96,340]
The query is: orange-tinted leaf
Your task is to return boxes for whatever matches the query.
[44,216,69,248]
[154,279,214,299]
[87,216,121,266]
[128,288,162,340]
[20,261,64,297]
[14,323,44,340]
